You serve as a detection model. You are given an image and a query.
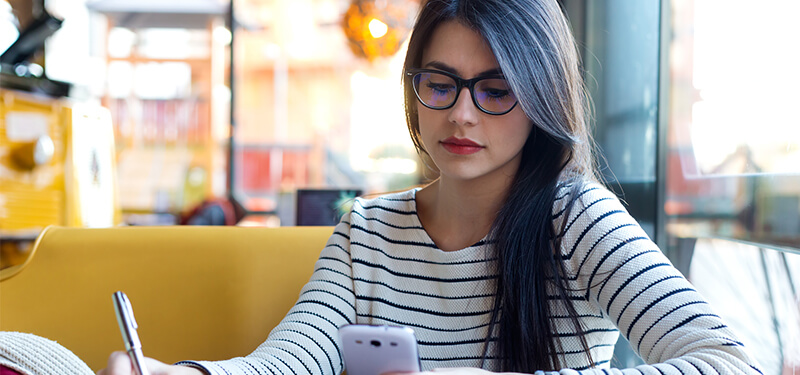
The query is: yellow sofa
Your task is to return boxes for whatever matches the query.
[0,225,334,371]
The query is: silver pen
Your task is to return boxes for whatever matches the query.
[113,291,151,375]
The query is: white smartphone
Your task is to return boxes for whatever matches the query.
[338,324,421,375]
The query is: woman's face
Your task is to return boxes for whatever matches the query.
[417,21,533,184]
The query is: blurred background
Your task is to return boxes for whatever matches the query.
[0,0,797,373]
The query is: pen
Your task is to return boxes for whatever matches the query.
[113,291,151,375]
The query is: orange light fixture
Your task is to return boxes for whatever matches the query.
[368,18,389,38]
[342,0,417,61]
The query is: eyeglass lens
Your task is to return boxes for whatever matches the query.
[412,72,517,114]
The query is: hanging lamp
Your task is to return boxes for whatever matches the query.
[342,0,417,61]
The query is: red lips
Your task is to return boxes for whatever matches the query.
[440,136,484,155]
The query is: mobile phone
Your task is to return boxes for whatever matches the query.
[113,291,150,375]
[338,324,421,375]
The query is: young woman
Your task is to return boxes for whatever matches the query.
[100,0,761,374]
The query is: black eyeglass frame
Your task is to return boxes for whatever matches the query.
[405,68,519,116]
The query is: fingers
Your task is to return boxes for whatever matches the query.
[431,368,492,375]
[97,352,187,375]
[97,351,133,375]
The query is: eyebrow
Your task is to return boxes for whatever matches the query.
[423,60,503,77]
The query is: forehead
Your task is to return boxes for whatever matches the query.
[420,21,501,78]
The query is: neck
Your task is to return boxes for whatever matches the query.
[417,173,515,251]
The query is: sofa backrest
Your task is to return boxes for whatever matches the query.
[0,225,334,371]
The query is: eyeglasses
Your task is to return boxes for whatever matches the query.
[406,68,518,115]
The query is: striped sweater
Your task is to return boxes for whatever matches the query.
[185,183,761,375]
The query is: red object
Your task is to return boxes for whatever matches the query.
[0,366,23,375]
[238,149,311,191]
[441,136,484,155]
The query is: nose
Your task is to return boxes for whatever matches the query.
[447,87,480,126]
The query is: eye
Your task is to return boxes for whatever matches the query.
[481,87,511,99]
[426,81,455,95]
[476,77,513,101]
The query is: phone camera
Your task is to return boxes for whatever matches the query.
[370,340,381,347]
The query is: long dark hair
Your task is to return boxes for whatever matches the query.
[402,0,598,372]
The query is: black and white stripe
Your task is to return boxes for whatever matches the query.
[184,184,761,375]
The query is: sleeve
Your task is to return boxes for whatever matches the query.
[555,183,763,375]
[177,213,357,375]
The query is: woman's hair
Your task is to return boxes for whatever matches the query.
[402,0,599,372]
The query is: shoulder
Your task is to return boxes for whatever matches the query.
[353,189,419,216]
[552,180,634,237]
[347,188,423,229]
[344,188,432,252]
[329,189,419,247]
[552,180,656,277]
[553,180,623,216]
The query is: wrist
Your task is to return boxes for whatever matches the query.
[173,363,209,375]
[182,366,208,375]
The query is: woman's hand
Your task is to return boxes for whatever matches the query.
[96,351,205,375]
[431,369,497,375]
[384,368,499,375]
[392,369,560,375]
